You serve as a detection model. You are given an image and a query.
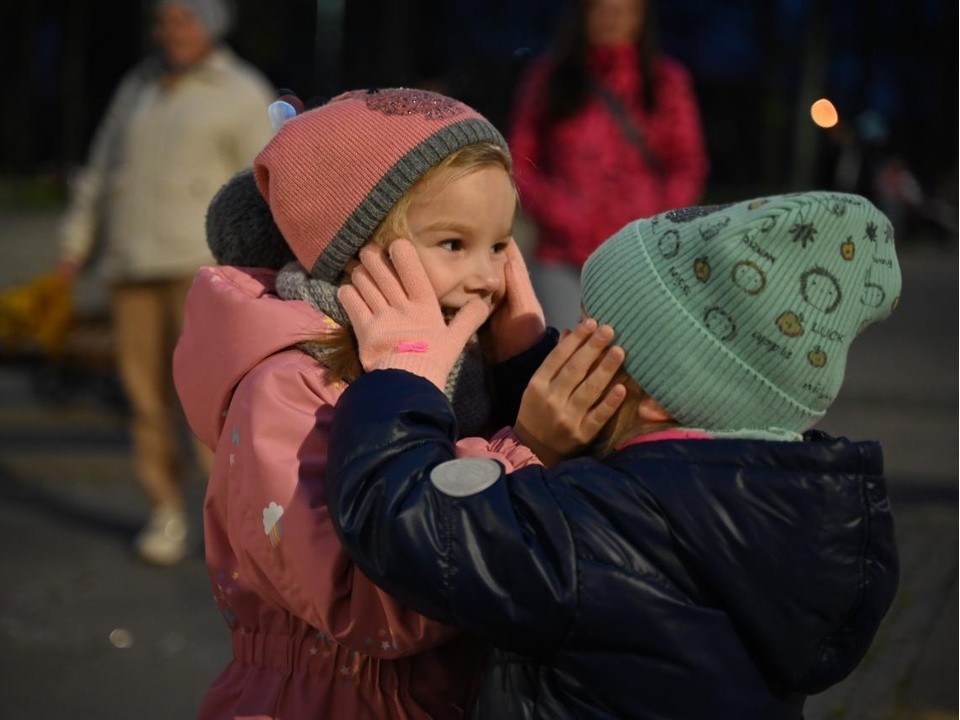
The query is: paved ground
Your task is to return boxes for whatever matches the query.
[0,211,956,719]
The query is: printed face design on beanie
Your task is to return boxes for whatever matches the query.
[776,311,804,337]
[703,306,736,341]
[658,230,681,259]
[340,88,467,120]
[865,222,878,243]
[800,266,842,314]
[861,282,886,308]
[731,260,766,295]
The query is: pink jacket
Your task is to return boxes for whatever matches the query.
[509,46,708,267]
[173,266,538,720]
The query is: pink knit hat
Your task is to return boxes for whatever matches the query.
[253,88,509,282]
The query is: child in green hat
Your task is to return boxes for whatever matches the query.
[324,191,901,718]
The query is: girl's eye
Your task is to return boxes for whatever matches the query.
[439,239,463,251]
[492,241,509,254]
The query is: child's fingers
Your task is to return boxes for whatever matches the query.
[336,285,373,326]
[349,266,391,313]
[358,245,406,303]
[551,323,616,396]
[532,319,598,383]
[388,239,436,305]
[499,242,525,301]
[578,383,627,440]
[568,345,625,412]
[447,298,492,341]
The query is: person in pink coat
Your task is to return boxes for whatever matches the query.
[508,0,709,328]
[173,88,625,719]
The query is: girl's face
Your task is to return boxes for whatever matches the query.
[585,0,645,46]
[403,165,515,319]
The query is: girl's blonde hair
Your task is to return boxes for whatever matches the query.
[310,141,514,383]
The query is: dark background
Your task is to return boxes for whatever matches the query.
[1,0,957,207]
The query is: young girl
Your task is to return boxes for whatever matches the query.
[325,191,902,718]
[172,88,623,719]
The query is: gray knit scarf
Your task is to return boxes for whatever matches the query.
[275,262,492,437]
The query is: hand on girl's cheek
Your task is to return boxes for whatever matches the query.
[491,267,508,307]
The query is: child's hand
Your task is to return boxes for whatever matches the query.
[486,241,546,362]
[513,320,626,467]
[338,240,491,390]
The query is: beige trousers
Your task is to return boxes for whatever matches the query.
[110,277,212,509]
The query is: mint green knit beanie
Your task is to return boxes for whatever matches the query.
[581,192,902,436]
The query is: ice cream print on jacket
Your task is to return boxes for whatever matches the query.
[262,502,284,547]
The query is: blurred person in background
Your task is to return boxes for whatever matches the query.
[508,0,708,328]
[56,0,274,565]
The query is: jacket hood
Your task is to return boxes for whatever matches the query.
[609,433,898,694]
[173,266,331,448]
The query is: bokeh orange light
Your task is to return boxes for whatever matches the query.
[810,98,839,128]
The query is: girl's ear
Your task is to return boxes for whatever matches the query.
[637,394,673,424]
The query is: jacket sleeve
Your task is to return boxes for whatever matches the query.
[326,369,580,656]
[507,60,593,242]
[653,61,709,209]
[455,426,543,470]
[222,353,463,658]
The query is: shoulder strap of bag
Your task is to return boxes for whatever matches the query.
[590,80,664,177]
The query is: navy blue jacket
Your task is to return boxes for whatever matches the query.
[326,371,899,719]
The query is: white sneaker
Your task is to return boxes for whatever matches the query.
[134,505,189,565]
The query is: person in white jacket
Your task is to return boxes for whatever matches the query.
[57,0,274,564]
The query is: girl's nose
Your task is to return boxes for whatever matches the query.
[465,256,501,296]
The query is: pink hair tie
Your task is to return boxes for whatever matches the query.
[396,340,429,353]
